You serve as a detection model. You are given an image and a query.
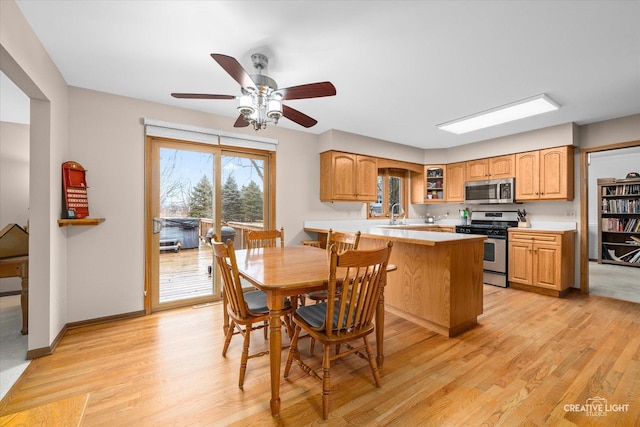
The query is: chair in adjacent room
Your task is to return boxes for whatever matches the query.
[284,242,393,420]
[212,238,293,389]
[245,227,284,249]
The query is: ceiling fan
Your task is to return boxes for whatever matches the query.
[171,53,336,131]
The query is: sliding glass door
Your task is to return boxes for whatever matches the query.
[145,137,274,312]
[147,139,217,311]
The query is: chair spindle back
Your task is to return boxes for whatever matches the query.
[246,227,284,249]
[325,242,392,339]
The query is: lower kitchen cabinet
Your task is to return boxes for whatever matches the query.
[508,229,576,297]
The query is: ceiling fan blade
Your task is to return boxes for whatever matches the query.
[211,53,256,92]
[282,104,318,128]
[233,115,249,128]
[276,82,336,100]
[171,93,235,100]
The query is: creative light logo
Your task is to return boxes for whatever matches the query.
[564,396,630,417]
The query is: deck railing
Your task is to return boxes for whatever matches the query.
[197,219,265,249]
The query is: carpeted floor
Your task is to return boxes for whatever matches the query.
[0,295,30,400]
[589,261,640,303]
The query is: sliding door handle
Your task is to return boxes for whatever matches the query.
[153,217,163,234]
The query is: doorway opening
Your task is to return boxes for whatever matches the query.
[582,141,640,303]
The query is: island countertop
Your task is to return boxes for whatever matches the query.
[303,219,486,337]
[303,220,486,246]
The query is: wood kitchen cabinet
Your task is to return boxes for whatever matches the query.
[465,155,515,182]
[489,154,516,179]
[320,151,378,202]
[515,146,574,201]
[446,162,465,202]
[508,229,575,297]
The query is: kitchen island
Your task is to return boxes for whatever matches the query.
[304,221,486,337]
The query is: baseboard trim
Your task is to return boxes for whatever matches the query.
[26,324,67,360]
[65,310,146,331]
[25,310,146,360]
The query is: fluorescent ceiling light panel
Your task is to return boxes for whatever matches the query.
[437,94,560,134]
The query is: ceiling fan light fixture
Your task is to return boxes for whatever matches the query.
[267,99,283,121]
[237,95,255,116]
[437,93,560,134]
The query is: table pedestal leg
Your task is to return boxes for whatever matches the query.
[21,265,29,335]
[268,299,283,416]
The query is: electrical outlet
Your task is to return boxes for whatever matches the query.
[566,210,576,217]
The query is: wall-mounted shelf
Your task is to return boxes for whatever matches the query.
[57,218,105,227]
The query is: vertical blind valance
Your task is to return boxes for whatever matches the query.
[143,118,278,151]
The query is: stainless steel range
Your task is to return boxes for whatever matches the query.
[455,211,519,288]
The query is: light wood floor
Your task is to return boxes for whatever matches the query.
[1,285,638,426]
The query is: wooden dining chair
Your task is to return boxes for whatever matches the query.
[284,242,393,420]
[301,229,361,305]
[326,229,361,253]
[245,227,284,249]
[212,238,293,389]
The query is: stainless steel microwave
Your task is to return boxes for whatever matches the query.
[464,178,515,204]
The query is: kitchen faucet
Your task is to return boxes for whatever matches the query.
[390,203,404,225]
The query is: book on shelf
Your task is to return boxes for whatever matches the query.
[607,247,640,263]
[602,182,640,196]
[604,198,639,214]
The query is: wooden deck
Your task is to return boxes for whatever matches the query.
[159,241,215,303]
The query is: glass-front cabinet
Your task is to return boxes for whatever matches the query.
[411,165,446,203]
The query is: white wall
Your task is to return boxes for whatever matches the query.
[1,0,70,351]
[0,122,29,227]
[0,121,29,293]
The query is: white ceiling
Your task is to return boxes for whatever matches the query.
[8,0,640,149]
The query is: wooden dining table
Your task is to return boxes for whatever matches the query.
[0,255,29,335]
[233,245,392,417]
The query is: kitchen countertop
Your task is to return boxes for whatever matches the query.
[303,220,485,246]
[508,226,576,234]
[521,221,577,231]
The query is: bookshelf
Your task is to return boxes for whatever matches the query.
[598,177,640,267]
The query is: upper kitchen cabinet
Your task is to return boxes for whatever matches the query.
[320,151,378,202]
[466,155,516,181]
[515,146,574,201]
[411,165,446,203]
[446,162,466,202]
[489,155,516,179]
[465,159,490,181]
